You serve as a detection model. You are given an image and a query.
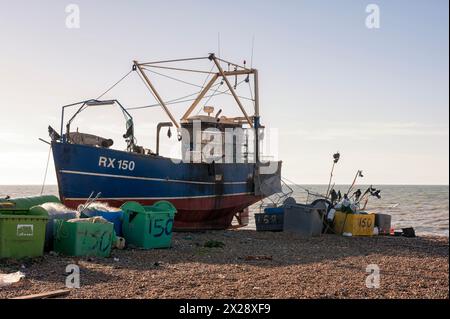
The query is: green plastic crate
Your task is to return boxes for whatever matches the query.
[121,201,177,249]
[0,214,48,259]
[54,220,114,257]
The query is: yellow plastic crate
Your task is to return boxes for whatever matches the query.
[333,211,375,236]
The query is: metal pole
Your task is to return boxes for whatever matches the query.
[209,54,253,126]
[60,107,65,142]
[325,162,336,198]
[156,122,173,155]
[254,69,260,164]
[254,69,260,117]
[133,60,180,129]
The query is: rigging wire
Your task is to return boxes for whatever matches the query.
[200,63,216,89]
[202,80,223,110]
[247,78,254,102]
[141,64,215,75]
[75,69,134,116]
[128,84,219,110]
[128,64,217,110]
[127,79,248,111]
[135,68,163,109]
[77,59,253,115]
[40,146,52,195]
[142,68,207,89]
[139,56,209,65]
[96,69,134,100]
[129,67,253,110]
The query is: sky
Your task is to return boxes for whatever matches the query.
[0,0,448,185]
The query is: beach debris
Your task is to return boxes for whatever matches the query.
[67,216,110,224]
[11,289,70,299]
[0,271,25,287]
[204,240,225,248]
[244,255,273,261]
[342,232,353,237]
[402,227,416,238]
[78,201,120,214]
[114,236,126,250]
[390,227,416,238]
[40,202,79,217]
[373,227,379,236]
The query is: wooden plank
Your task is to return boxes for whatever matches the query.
[11,289,71,300]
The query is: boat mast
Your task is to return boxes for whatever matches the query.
[133,60,180,129]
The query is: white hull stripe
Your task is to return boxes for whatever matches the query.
[59,170,248,185]
[65,192,254,201]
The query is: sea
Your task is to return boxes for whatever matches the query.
[1,184,448,237]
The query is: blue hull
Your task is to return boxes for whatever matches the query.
[52,142,281,230]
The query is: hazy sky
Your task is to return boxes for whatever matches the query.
[0,0,448,185]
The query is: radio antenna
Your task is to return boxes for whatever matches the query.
[250,35,255,69]
[218,32,221,58]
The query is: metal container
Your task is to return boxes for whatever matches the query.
[375,213,392,235]
[283,203,323,236]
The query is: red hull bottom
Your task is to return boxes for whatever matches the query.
[63,194,261,231]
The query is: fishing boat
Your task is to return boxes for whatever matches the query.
[48,54,282,230]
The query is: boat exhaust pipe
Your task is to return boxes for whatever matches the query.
[156,122,173,155]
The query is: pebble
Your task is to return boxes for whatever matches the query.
[0,232,447,299]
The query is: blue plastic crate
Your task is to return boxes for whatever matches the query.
[264,207,284,215]
[255,213,284,231]
[81,210,123,236]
